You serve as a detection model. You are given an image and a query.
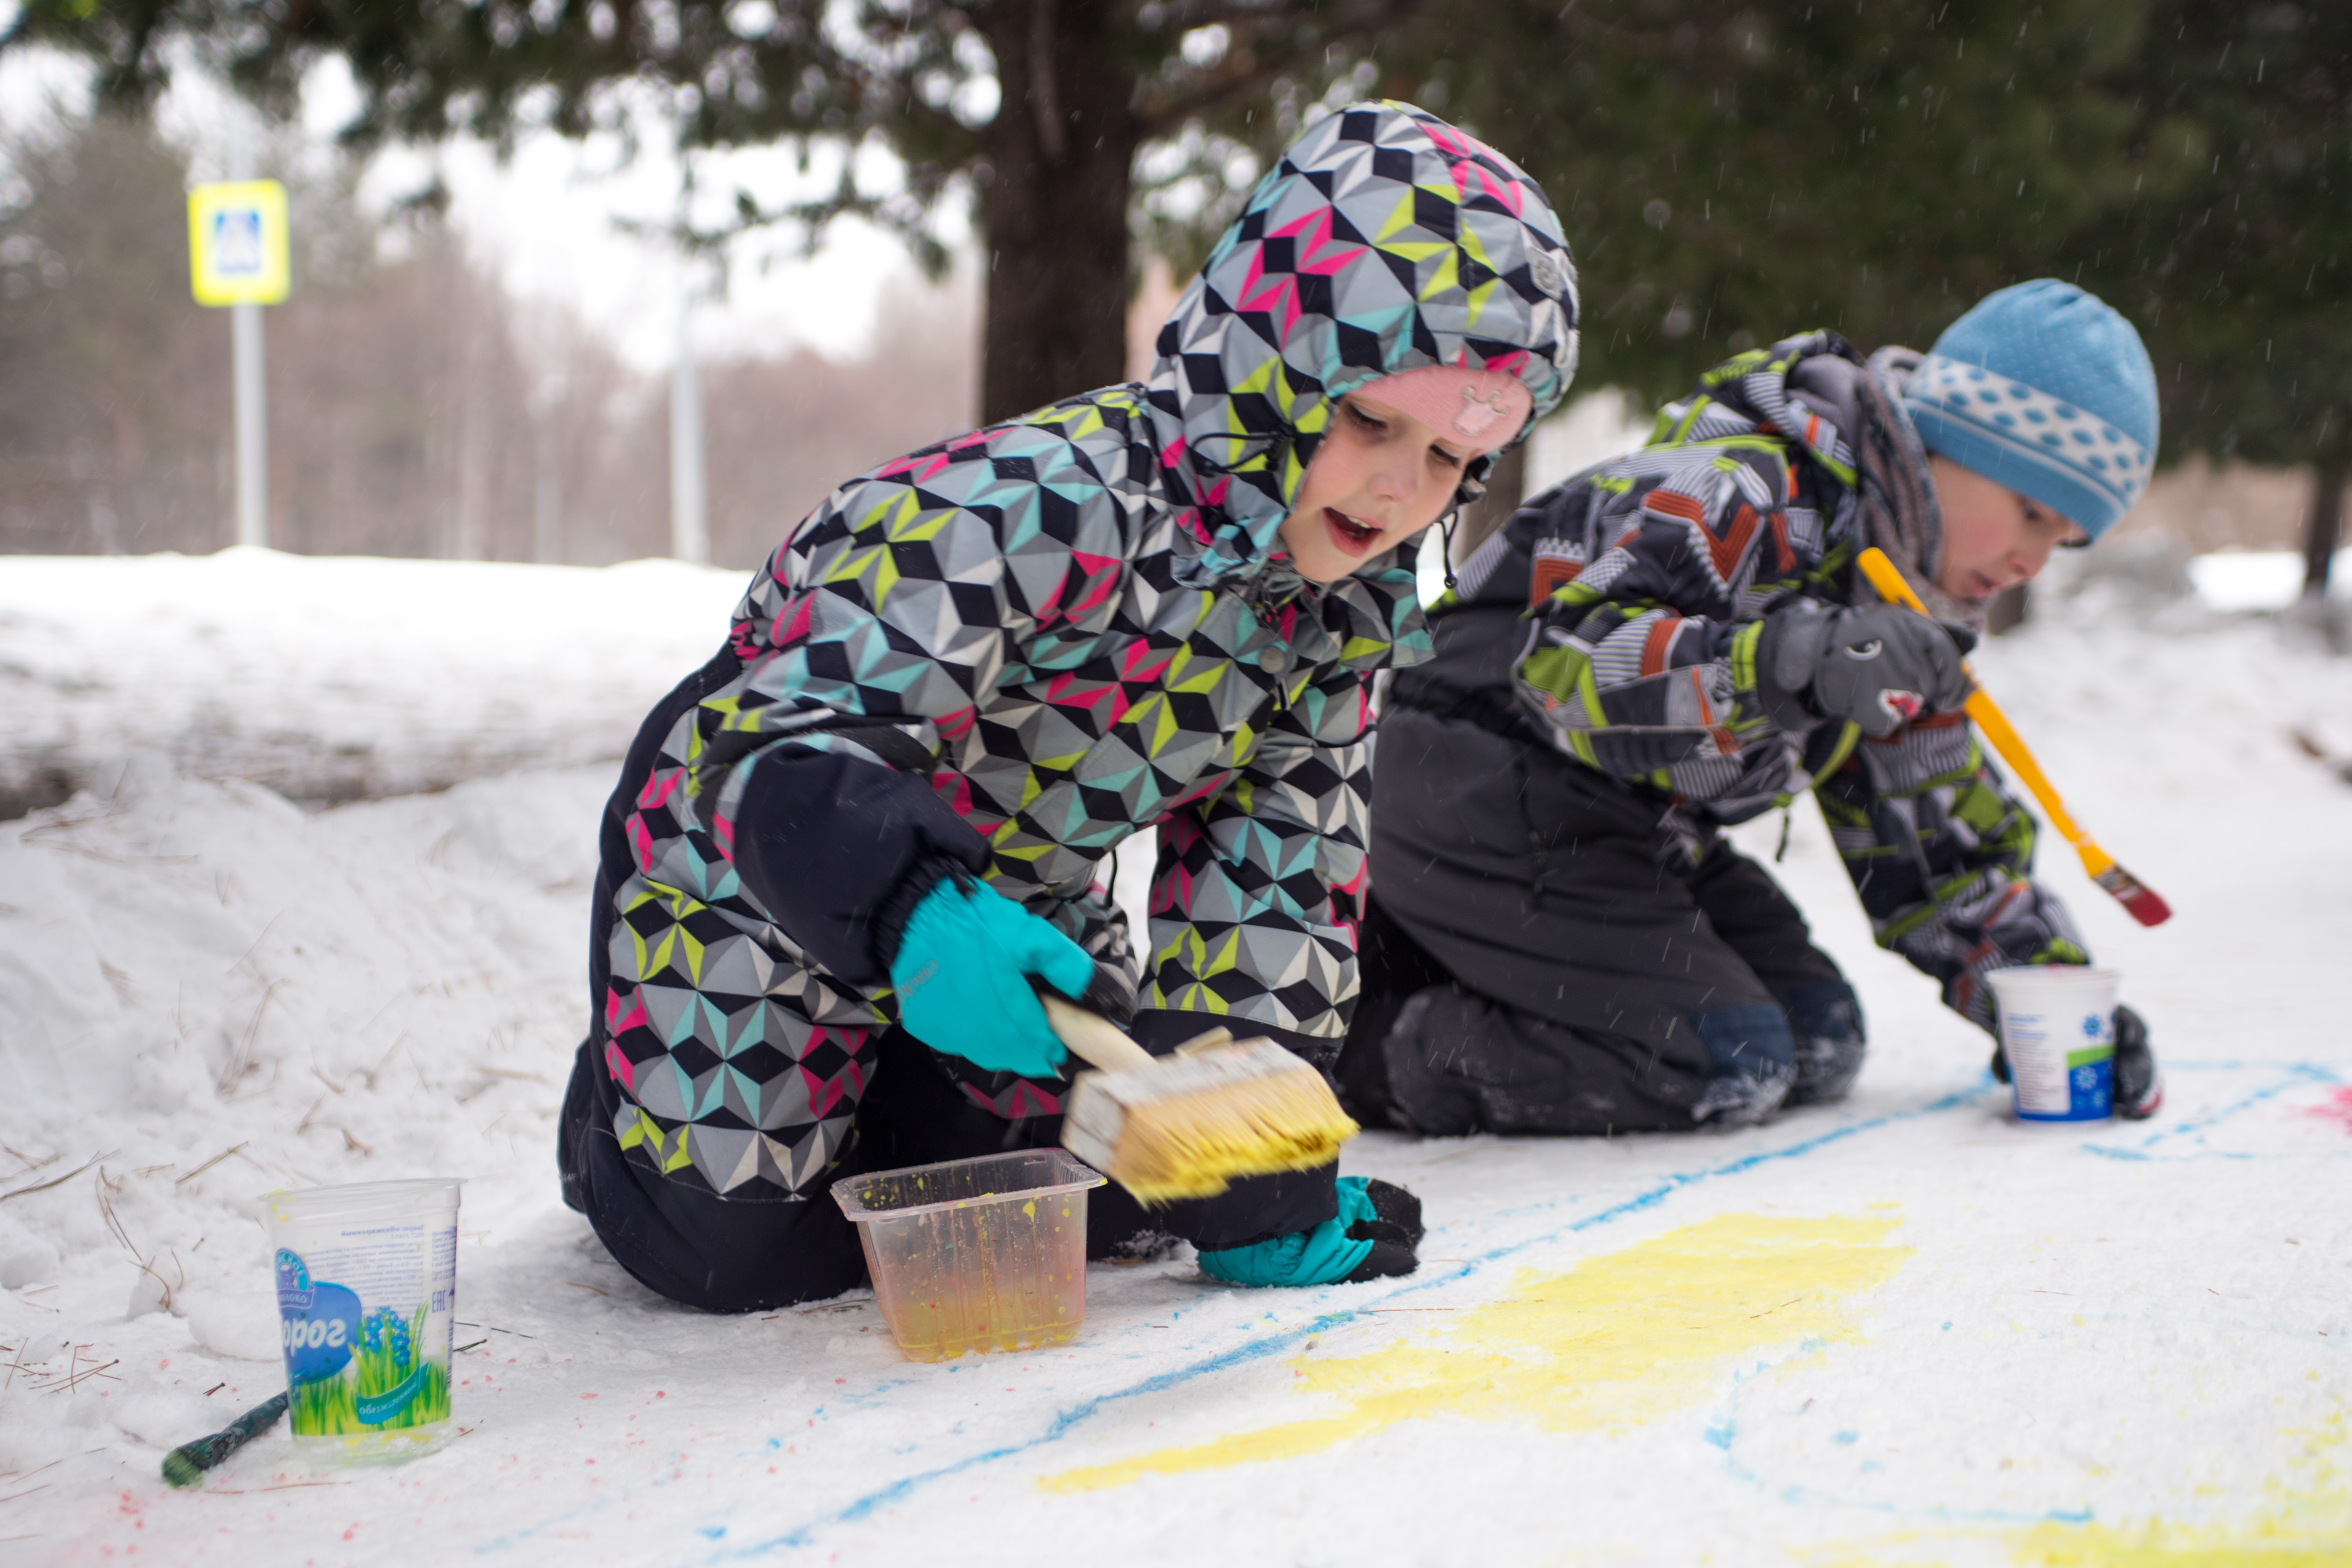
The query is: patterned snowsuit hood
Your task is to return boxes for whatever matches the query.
[585,102,1580,1199]
[1149,100,1580,588]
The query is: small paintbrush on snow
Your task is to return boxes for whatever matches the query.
[161,1390,288,1488]
[1041,994,1357,1204]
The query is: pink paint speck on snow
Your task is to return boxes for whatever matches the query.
[2300,1086,2352,1133]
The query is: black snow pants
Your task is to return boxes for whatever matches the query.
[559,1023,1338,1313]
[1340,703,1865,1137]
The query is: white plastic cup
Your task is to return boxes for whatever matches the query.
[1984,967,2119,1122]
[263,1179,462,1461]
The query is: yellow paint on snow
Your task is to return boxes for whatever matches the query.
[1038,1211,1911,1494]
[1800,1413,2352,1568]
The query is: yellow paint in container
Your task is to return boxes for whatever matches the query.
[832,1150,1106,1361]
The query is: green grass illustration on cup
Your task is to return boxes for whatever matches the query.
[276,1250,451,1436]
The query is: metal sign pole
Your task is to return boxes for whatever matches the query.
[669,281,708,566]
[668,143,710,569]
[191,122,288,554]
[233,300,268,549]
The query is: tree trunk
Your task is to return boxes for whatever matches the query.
[975,0,1138,425]
[2302,455,2347,599]
[1450,442,1529,566]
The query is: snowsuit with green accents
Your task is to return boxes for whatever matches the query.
[1344,333,2089,1137]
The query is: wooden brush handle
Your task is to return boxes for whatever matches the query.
[1040,993,1158,1073]
[1855,547,2091,847]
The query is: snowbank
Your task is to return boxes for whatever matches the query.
[1,554,2349,1565]
[0,549,746,815]
[7,544,2340,824]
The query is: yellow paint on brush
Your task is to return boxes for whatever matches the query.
[1038,1211,1912,1494]
[1110,1073,1360,1203]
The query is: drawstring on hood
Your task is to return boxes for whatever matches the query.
[1143,100,1580,595]
[1856,347,1978,627]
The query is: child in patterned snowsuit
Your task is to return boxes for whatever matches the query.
[1342,281,2165,1138]
[558,101,1581,1311]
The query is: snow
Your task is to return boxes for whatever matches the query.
[0,548,746,811]
[3,551,2351,1565]
[2186,548,2352,613]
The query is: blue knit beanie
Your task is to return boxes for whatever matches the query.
[1900,280,2159,540]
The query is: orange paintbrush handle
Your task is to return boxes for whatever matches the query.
[1853,549,2090,849]
[1851,548,2167,924]
[1958,692,2095,855]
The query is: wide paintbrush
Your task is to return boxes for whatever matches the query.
[1043,995,1357,1203]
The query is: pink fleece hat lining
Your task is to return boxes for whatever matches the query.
[1347,365,1535,454]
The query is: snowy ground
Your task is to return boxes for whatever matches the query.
[3,552,2351,1566]
[0,550,746,817]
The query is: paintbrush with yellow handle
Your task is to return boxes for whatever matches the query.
[1855,546,2172,927]
[1039,993,1358,1203]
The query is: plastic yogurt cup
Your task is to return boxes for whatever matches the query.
[1984,966,2119,1122]
[264,1178,462,1461]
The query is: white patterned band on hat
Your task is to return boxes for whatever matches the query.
[1908,353,2151,503]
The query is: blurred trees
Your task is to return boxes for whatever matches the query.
[0,102,978,562]
[0,107,227,551]
[9,0,1425,422]
[1389,0,2150,407]
[0,104,635,557]
[1377,0,2347,586]
[2078,0,2352,594]
[700,284,976,566]
[7,0,2342,573]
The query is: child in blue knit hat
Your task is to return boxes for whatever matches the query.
[1339,280,2167,1139]
[1898,279,2157,605]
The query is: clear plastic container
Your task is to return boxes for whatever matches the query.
[832,1150,1105,1362]
[263,1178,461,1463]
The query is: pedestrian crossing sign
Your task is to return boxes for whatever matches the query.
[188,180,290,306]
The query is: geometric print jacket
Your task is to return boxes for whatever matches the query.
[1448,332,2088,1035]
[590,101,1583,1198]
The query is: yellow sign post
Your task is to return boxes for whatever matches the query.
[188,180,289,306]
[188,180,289,547]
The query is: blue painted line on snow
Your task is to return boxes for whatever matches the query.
[698,1082,1995,1560]
[2080,1059,2345,1161]
[487,1059,2347,1560]
[1684,1058,2349,1537]
[1701,1347,2097,1527]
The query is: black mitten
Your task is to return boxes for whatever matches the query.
[1757,599,1973,736]
[2112,1003,2162,1120]
[1342,1178,1424,1282]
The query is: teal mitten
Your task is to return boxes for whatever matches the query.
[1196,1176,1383,1287]
[888,878,1096,1076]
